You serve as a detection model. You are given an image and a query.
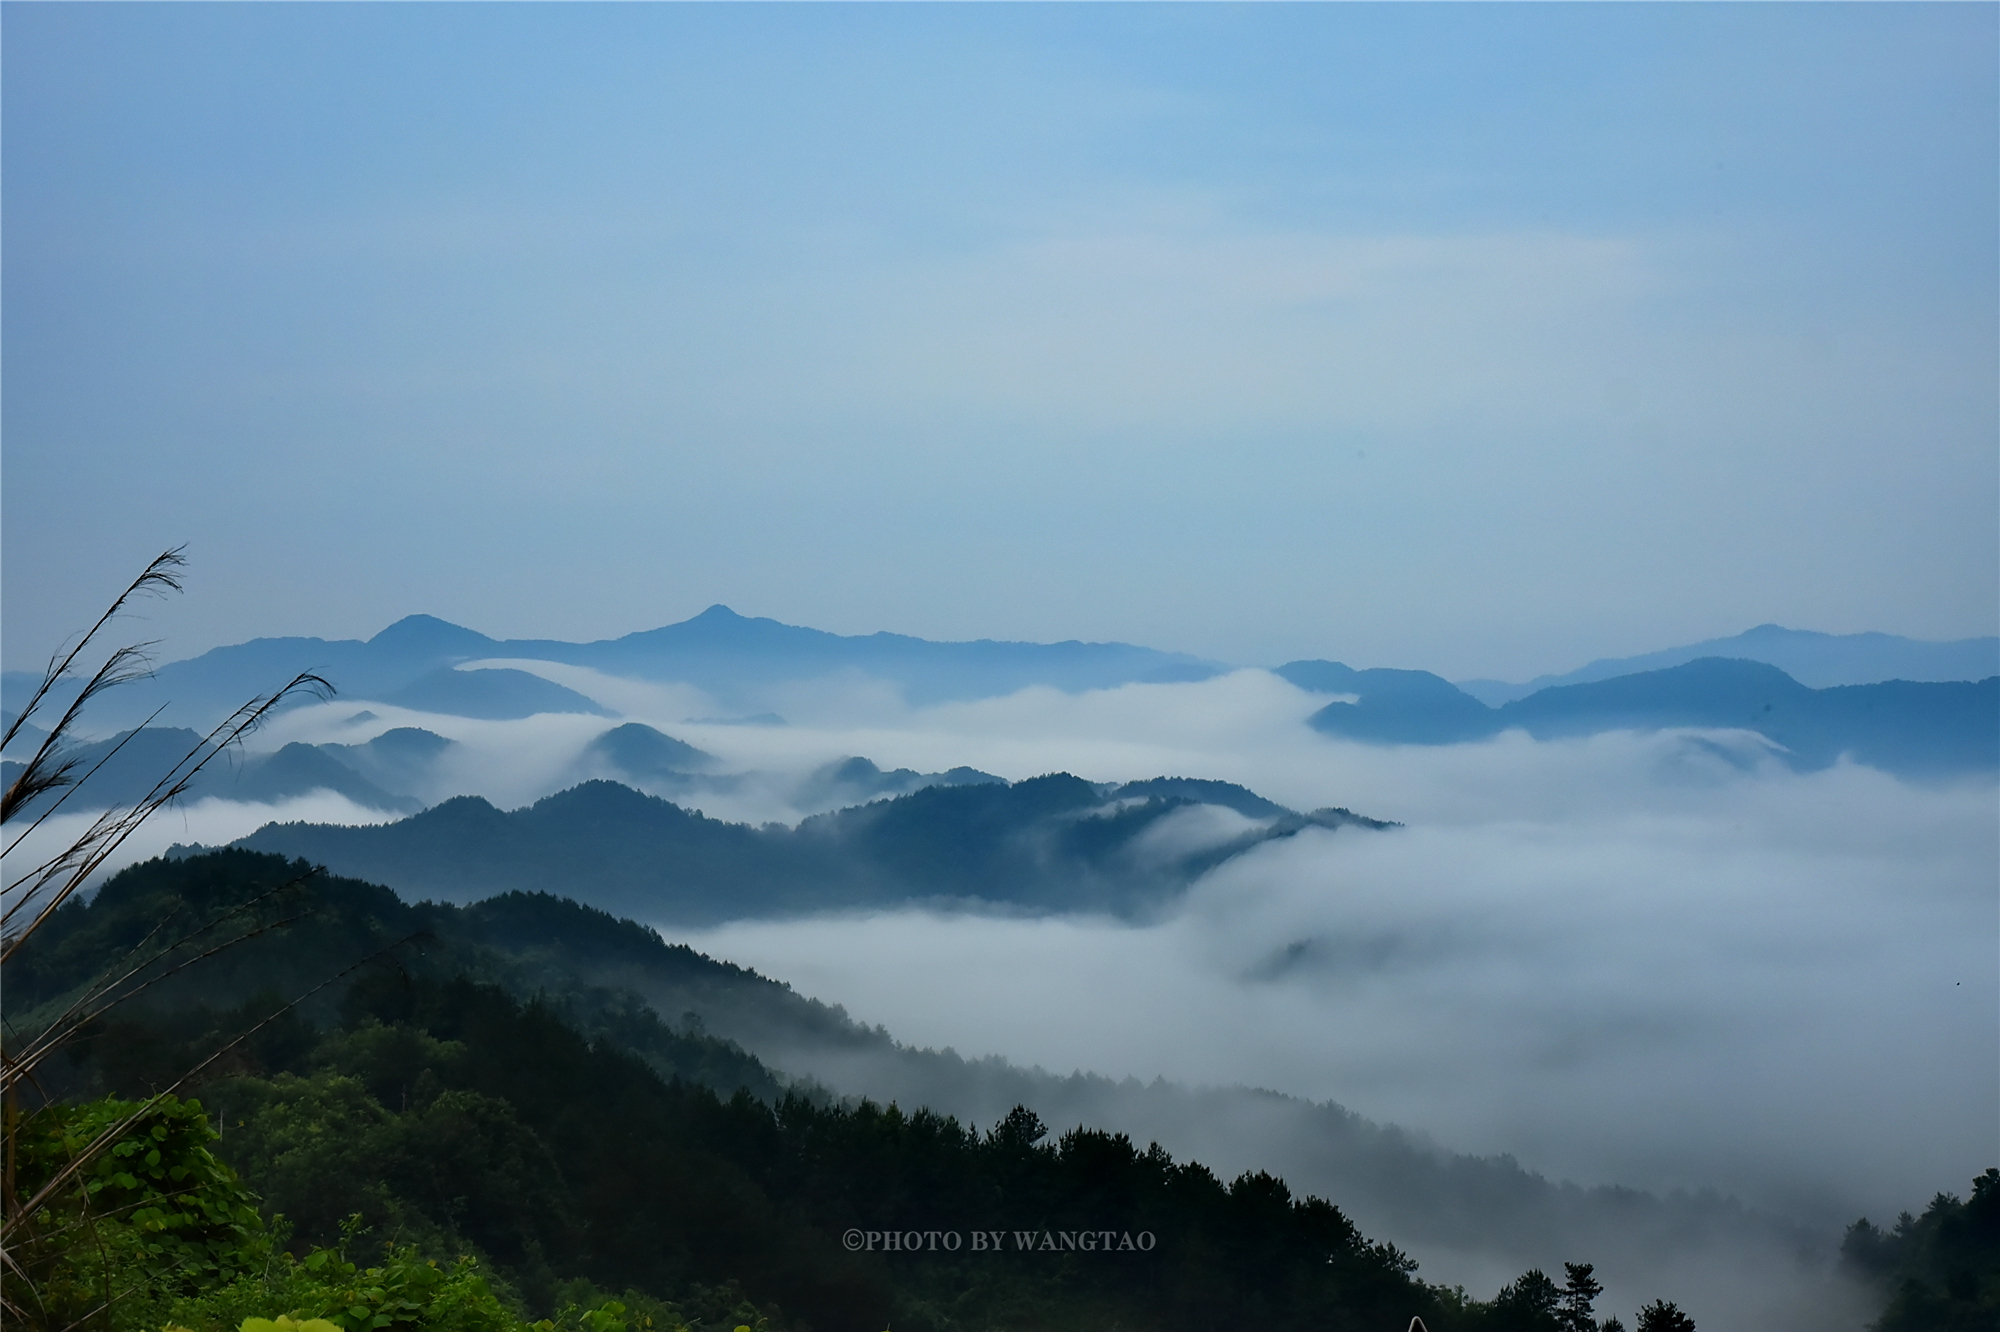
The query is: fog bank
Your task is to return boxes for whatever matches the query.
[18,667,1989,1329]
[679,739,1996,1229]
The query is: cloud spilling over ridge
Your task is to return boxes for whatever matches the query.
[666,729,1992,1327]
[48,671,1996,1230]
[236,666,1343,827]
[672,732,1996,1231]
[18,664,1993,1325]
[229,659,1987,825]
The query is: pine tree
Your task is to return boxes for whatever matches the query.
[1635,1299,1696,1332]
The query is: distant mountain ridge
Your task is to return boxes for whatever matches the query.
[6,608,1989,753]
[1281,656,1999,776]
[0,605,1222,732]
[0,727,423,818]
[232,773,1393,923]
[1,714,1018,821]
[1457,623,2000,704]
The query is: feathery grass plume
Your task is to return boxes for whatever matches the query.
[1,548,185,826]
[1,552,344,1331]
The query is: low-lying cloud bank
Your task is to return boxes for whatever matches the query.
[673,736,1991,1329]
[40,672,1997,1225]
[3,791,402,904]
[174,661,1995,828]
[18,667,1993,1327]
[687,760,1995,1215]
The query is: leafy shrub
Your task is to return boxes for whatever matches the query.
[160,1242,527,1332]
[1,1093,610,1332]
[4,1094,268,1330]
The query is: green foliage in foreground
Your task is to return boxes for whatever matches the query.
[2,1095,748,1332]
[1841,1168,2000,1332]
[198,969,1445,1331]
[6,1095,265,1331]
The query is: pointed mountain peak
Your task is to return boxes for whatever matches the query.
[368,614,494,657]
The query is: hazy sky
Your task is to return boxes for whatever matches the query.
[5,5,1995,679]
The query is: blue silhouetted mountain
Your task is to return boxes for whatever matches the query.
[0,727,418,817]
[2,605,1222,733]
[1504,660,1999,773]
[0,615,488,733]
[1456,623,2000,704]
[1276,662,1499,745]
[792,755,1003,808]
[315,726,455,797]
[565,722,737,800]
[565,605,1220,703]
[1,709,47,756]
[362,611,499,660]
[233,774,1392,923]
[229,743,423,810]
[380,667,609,720]
[1285,656,1998,775]
[581,722,715,779]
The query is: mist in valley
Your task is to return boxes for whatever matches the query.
[649,679,1992,1329]
[17,665,1988,1329]
[5,10,1994,1325]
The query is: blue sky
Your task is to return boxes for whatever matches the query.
[4,4,1994,679]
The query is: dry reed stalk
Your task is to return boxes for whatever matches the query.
[0,552,350,1329]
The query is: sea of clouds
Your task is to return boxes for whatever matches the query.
[13,666,1994,1327]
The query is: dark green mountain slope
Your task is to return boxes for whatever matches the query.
[367,872,1827,1304]
[1841,1168,2000,1331]
[232,774,1393,923]
[15,849,1581,1332]
[11,850,788,1108]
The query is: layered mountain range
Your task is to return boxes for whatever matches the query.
[5,605,1992,742]
[0,604,1222,733]
[5,613,1992,821]
[227,773,1390,923]
[0,715,1007,823]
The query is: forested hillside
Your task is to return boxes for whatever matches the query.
[6,849,1679,1332]
[1841,1170,2000,1331]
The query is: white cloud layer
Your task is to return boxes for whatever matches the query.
[593,674,1996,1226]
[687,763,1996,1217]
[23,667,1993,1324]
[3,791,401,899]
